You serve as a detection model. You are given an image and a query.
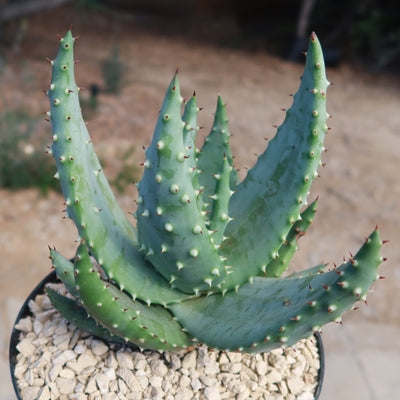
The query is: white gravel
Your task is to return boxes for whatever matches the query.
[12,283,321,399]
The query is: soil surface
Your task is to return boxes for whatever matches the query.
[1,7,399,329]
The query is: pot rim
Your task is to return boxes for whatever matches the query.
[9,270,325,399]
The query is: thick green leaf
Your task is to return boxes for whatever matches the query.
[171,229,382,353]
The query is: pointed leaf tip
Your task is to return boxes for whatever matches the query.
[311,31,317,42]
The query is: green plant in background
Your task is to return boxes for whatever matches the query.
[46,30,383,353]
[0,110,59,194]
[351,3,400,68]
[101,43,124,94]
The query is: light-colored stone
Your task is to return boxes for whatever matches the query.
[248,388,264,399]
[12,289,321,400]
[291,361,306,377]
[42,320,58,337]
[217,372,236,386]
[164,370,179,385]
[279,380,289,396]
[150,385,164,398]
[116,352,134,369]
[24,368,35,385]
[149,375,162,387]
[30,348,51,368]
[218,353,229,364]
[191,377,202,392]
[241,364,258,382]
[135,368,146,376]
[303,372,315,385]
[109,379,118,392]
[14,316,33,332]
[14,363,28,379]
[103,367,117,381]
[47,381,60,397]
[103,393,119,400]
[199,375,218,387]
[33,319,44,335]
[204,361,220,375]
[75,351,97,371]
[74,343,87,355]
[90,339,109,356]
[75,382,85,393]
[95,372,110,394]
[37,385,51,400]
[69,329,81,350]
[134,358,147,371]
[53,332,72,347]
[241,375,258,391]
[20,386,41,400]
[118,378,128,395]
[33,377,45,387]
[16,337,36,358]
[164,352,182,370]
[56,376,76,394]
[203,386,221,400]
[181,350,197,370]
[54,319,69,335]
[265,369,282,384]
[52,350,76,365]
[126,392,141,400]
[57,367,74,379]
[255,360,268,376]
[117,367,142,392]
[268,352,286,369]
[106,352,118,369]
[150,359,168,377]
[228,379,247,394]
[136,374,149,390]
[179,374,191,387]
[220,362,241,374]
[237,387,250,400]
[131,351,146,364]
[226,352,242,363]
[162,377,172,393]
[286,376,305,395]
[69,394,88,400]
[267,382,279,392]
[175,387,194,400]
[85,376,97,394]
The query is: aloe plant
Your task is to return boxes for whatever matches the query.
[45,30,383,353]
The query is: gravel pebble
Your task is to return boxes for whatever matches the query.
[181,350,197,370]
[52,349,76,365]
[55,376,75,394]
[13,283,321,400]
[16,338,36,358]
[150,359,168,377]
[116,352,134,369]
[91,339,109,356]
[287,376,306,395]
[20,386,40,400]
[203,386,221,400]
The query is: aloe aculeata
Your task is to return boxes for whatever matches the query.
[45,30,383,353]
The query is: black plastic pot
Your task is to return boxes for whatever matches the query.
[10,271,325,399]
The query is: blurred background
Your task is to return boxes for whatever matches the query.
[1,0,399,399]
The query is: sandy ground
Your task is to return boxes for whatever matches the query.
[1,6,399,351]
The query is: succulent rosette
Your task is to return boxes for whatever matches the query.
[46,31,383,353]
